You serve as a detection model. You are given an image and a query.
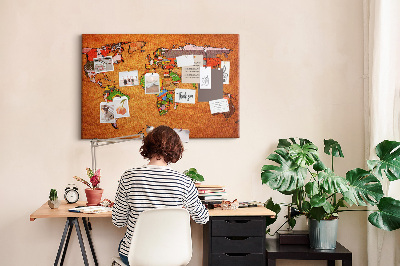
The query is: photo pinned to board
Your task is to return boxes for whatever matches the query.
[94,56,114,73]
[100,102,116,123]
[113,96,130,118]
[119,70,139,87]
[145,73,160,94]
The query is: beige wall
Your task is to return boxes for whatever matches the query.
[0,0,366,265]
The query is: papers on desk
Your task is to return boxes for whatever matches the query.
[69,206,112,214]
[196,184,227,204]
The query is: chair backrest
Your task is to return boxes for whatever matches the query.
[128,208,192,266]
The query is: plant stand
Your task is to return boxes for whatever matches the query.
[266,238,352,266]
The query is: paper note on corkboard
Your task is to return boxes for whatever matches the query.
[81,34,239,139]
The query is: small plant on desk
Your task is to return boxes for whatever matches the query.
[184,168,204,183]
[73,168,101,189]
[48,189,60,209]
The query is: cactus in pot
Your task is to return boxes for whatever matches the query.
[48,189,60,209]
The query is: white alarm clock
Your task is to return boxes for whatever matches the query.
[64,184,79,204]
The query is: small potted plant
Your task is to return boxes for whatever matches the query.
[184,168,204,183]
[74,168,103,206]
[261,138,400,249]
[48,189,60,209]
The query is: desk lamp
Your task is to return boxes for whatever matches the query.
[90,133,146,172]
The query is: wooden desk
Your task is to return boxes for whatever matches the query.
[204,207,275,266]
[30,201,109,266]
[266,238,352,266]
[31,203,275,266]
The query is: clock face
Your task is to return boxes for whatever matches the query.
[65,190,79,203]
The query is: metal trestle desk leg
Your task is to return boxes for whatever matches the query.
[54,217,98,266]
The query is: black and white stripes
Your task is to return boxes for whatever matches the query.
[112,165,209,257]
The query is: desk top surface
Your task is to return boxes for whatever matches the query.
[30,201,110,221]
[30,201,275,221]
[208,206,274,217]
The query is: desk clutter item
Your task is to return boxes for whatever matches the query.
[69,206,112,214]
[221,199,239,210]
[196,184,227,208]
[64,184,79,204]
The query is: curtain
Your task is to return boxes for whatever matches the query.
[366,0,400,265]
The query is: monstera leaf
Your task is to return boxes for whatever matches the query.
[264,198,281,227]
[367,140,400,181]
[318,169,349,195]
[324,139,344,157]
[368,197,400,231]
[261,148,307,192]
[288,142,319,168]
[343,168,383,206]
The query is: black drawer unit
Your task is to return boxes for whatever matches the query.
[204,216,267,266]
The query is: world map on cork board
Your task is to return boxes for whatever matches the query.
[81,34,239,139]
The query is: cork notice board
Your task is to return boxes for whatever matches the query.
[81,34,239,139]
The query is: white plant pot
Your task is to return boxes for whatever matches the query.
[48,199,60,209]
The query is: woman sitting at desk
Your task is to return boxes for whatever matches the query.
[112,125,209,265]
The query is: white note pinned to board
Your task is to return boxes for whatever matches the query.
[209,98,229,114]
[221,61,230,84]
[200,66,212,89]
[176,55,195,67]
[175,88,196,104]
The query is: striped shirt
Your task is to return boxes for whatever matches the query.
[112,165,209,257]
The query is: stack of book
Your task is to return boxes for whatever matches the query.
[195,184,227,205]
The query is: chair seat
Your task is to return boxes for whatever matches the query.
[112,256,127,266]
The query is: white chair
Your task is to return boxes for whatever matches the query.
[112,208,192,266]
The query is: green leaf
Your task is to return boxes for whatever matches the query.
[367,140,400,181]
[310,195,332,213]
[183,168,204,182]
[310,195,326,207]
[368,197,400,231]
[277,139,292,148]
[324,139,344,158]
[288,142,319,168]
[308,207,326,221]
[288,218,296,229]
[313,160,326,172]
[305,181,319,197]
[264,198,281,227]
[318,169,349,195]
[302,201,311,212]
[344,168,383,206]
[261,148,307,192]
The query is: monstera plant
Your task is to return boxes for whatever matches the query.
[261,138,400,232]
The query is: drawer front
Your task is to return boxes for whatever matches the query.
[212,236,264,253]
[211,218,265,236]
[211,253,264,266]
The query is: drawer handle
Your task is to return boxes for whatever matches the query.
[225,253,250,257]
[225,236,249,241]
[224,220,250,224]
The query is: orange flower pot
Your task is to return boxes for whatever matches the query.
[85,188,103,206]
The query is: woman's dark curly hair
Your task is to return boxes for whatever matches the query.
[140,125,184,164]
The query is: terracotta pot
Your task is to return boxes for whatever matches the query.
[85,188,103,206]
